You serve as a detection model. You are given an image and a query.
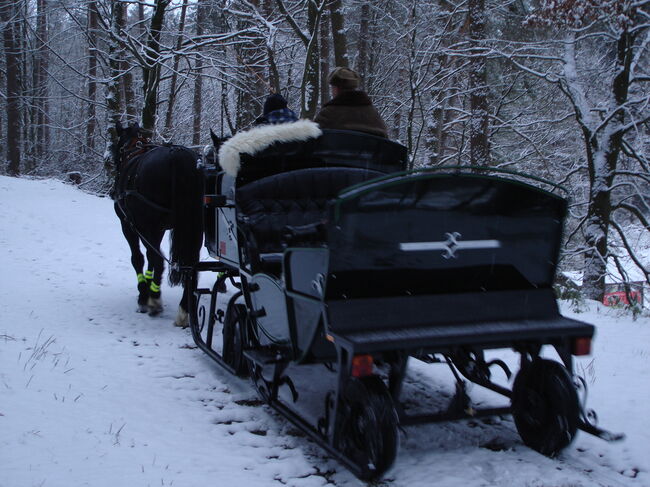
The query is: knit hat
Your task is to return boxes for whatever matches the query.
[328,67,360,89]
[263,93,288,115]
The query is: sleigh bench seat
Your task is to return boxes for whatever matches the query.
[236,167,384,272]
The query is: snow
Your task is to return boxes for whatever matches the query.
[1,175,649,486]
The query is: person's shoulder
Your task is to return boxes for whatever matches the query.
[266,108,298,124]
[328,90,372,106]
[314,104,336,124]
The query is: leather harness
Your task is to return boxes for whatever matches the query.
[115,137,172,215]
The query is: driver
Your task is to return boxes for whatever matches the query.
[314,67,388,138]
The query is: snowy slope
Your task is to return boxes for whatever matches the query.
[0,175,648,487]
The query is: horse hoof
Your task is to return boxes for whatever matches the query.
[149,307,162,317]
[148,297,163,316]
[174,307,189,328]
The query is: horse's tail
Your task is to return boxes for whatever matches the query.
[169,149,204,286]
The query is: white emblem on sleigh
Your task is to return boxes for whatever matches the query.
[400,232,501,259]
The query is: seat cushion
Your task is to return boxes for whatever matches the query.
[237,167,383,254]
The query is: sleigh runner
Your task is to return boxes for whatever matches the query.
[186,121,621,480]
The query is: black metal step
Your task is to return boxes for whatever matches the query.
[194,261,231,272]
[244,348,288,366]
[193,288,212,297]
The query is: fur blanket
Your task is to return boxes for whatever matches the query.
[217,120,322,176]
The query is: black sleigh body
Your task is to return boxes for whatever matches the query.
[188,126,621,480]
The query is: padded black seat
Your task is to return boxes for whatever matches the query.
[236,130,407,186]
[237,167,384,256]
[312,129,408,172]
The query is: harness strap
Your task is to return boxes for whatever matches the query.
[120,136,152,161]
[124,190,172,214]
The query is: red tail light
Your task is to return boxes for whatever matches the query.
[572,337,592,356]
[351,354,374,377]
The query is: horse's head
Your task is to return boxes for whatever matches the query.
[114,121,147,169]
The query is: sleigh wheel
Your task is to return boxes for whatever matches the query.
[338,376,399,480]
[512,358,579,456]
[223,303,249,377]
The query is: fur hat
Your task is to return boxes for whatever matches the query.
[328,67,360,90]
[263,93,288,115]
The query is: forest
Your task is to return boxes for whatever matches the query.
[0,0,649,302]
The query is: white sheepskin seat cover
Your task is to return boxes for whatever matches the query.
[217,120,323,176]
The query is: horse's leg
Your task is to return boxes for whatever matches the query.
[144,267,154,290]
[116,208,149,312]
[144,229,165,317]
[173,269,196,328]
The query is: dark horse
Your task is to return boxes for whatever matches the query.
[112,121,203,327]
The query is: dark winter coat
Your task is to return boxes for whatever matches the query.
[314,90,388,138]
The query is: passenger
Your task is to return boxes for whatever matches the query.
[254,93,299,125]
[314,67,388,138]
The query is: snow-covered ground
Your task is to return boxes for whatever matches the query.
[1,175,649,487]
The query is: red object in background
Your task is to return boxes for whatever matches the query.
[603,290,641,306]
[219,240,227,255]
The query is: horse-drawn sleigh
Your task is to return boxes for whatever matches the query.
[113,120,622,480]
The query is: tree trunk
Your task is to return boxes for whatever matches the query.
[468,0,489,167]
[33,0,49,159]
[122,65,138,124]
[1,0,22,176]
[163,0,189,139]
[20,2,31,169]
[262,0,281,94]
[192,0,206,145]
[86,0,99,152]
[320,7,330,106]
[297,0,320,119]
[581,32,632,301]
[582,168,612,301]
[103,0,126,186]
[328,0,348,68]
[141,0,170,138]
[138,2,145,37]
[119,1,136,122]
[357,3,369,91]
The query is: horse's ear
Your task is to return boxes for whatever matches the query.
[131,122,140,132]
[210,128,224,150]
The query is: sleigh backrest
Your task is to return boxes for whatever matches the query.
[324,172,568,333]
